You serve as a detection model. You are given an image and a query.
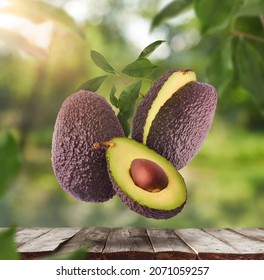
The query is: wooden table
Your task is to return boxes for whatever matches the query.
[4,227,264,260]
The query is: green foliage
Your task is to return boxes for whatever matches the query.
[117,81,142,136]
[0,131,21,197]
[78,75,108,91]
[122,58,158,77]
[151,0,193,30]
[234,39,264,114]
[90,50,117,74]
[80,41,164,136]
[152,0,264,113]
[195,0,241,34]
[0,227,19,260]
[138,40,165,58]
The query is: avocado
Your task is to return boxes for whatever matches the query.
[132,69,217,169]
[51,90,124,202]
[100,137,187,219]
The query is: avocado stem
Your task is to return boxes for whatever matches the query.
[93,141,115,149]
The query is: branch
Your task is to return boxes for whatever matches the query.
[231,30,264,43]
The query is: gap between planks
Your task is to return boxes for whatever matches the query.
[9,227,264,260]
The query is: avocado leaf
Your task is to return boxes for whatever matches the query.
[234,39,264,114]
[117,81,142,136]
[77,75,108,91]
[122,58,158,77]
[195,0,241,34]
[151,0,193,30]
[90,50,117,74]
[206,38,233,96]
[109,85,119,108]
[138,40,165,58]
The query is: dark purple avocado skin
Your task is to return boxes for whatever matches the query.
[132,71,217,170]
[146,82,217,170]
[132,70,176,143]
[110,176,186,219]
[51,90,124,202]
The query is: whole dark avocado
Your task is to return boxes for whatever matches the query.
[132,69,217,170]
[51,90,124,202]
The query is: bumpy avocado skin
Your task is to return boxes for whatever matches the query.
[146,82,217,170]
[132,71,217,170]
[132,70,176,143]
[51,90,124,202]
[110,176,186,219]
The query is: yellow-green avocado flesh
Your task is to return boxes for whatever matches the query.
[106,138,187,219]
[143,70,196,144]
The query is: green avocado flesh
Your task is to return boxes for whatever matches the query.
[143,70,196,143]
[106,138,187,216]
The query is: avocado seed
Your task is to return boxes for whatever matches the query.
[130,158,168,192]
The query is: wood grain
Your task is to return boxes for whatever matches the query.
[175,228,240,260]
[1,227,263,260]
[231,228,264,242]
[58,227,110,259]
[204,228,264,260]
[103,227,154,260]
[16,228,51,247]
[19,228,80,259]
[147,228,196,260]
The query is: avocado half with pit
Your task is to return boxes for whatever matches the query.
[101,137,187,219]
[51,90,124,202]
[132,69,217,170]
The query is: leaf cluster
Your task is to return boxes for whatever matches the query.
[78,40,165,136]
[151,0,264,114]
[0,131,21,197]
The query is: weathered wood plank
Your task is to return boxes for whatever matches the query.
[103,227,154,260]
[16,228,51,247]
[58,227,110,259]
[18,228,80,259]
[231,228,264,242]
[204,228,264,260]
[147,228,196,260]
[175,228,240,260]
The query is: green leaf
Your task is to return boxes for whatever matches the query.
[90,50,116,74]
[122,58,158,77]
[117,112,131,137]
[0,131,21,197]
[0,227,20,260]
[138,40,165,58]
[237,0,264,16]
[109,85,119,108]
[77,75,108,91]
[151,0,193,29]
[117,81,142,136]
[118,81,142,114]
[234,39,264,113]
[206,39,233,95]
[234,16,264,38]
[195,0,241,33]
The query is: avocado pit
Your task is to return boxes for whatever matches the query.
[130,158,168,192]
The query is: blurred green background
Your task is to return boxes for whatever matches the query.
[0,0,263,229]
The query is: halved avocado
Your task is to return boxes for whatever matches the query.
[132,69,217,170]
[104,137,187,219]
